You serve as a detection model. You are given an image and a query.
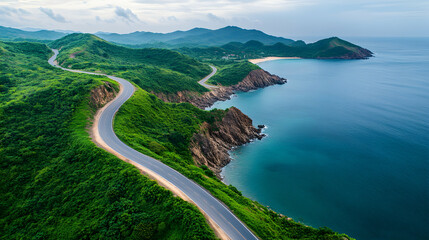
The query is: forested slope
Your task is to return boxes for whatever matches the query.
[0,41,216,239]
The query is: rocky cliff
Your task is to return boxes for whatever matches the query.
[156,68,283,176]
[155,69,286,109]
[89,82,117,109]
[190,107,265,176]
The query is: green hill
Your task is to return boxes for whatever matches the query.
[49,33,211,95]
[179,37,373,60]
[0,41,216,239]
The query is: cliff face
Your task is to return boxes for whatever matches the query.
[90,82,117,109]
[190,107,265,176]
[155,69,286,109]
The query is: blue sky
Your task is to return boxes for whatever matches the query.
[0,0,428,39]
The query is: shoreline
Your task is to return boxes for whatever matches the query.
[248,56,301,64]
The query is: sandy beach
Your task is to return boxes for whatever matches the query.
[248,56,301,64]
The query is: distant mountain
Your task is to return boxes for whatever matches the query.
[179,37,373,60]
[0,26,67,41]
[0,25,371,59]
[96,26,297,47]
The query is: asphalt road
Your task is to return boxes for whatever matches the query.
[198,65,219,89]
[48,49,259,240]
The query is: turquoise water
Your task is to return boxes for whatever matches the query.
[210,38,429,240]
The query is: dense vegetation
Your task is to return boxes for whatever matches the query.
[178,37,373,60]
[114,88,354,240]
[49,33,211,95]
[0,41,216,239]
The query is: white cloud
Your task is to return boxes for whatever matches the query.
[114,6,140,22]
[0,6,29,16]
[40,7,67,23]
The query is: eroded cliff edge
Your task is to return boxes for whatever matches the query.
[155,69,286,109]
[158,68,285,177]
[89,82,117,109]
[190,107,265,176]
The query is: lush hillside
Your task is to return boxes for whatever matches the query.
[49,33,211,94]
[207,62,261,86]
[96,26,296,47]
[0,25,66,41]
[179,37,373,60]
[0,41,216,239]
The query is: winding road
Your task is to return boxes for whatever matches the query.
[198,65,219,89]
[48,49,258,240]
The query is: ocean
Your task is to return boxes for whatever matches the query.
[210,38,429,240]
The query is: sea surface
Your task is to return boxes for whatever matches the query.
[210,38,429,240]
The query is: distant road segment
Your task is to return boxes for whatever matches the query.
[198,65,218,89]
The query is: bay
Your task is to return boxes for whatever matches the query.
[210,38,429,240]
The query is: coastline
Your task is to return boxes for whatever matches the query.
[189,70,284,177]
[248,56,301,64]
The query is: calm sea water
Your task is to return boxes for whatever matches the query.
[210,38,429,240]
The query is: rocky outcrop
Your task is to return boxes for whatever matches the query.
[90,82,117,109]
[190,107,265,176]
[155,69,286,109]
[317,47,373,60]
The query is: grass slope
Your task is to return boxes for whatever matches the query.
[49,33,211,95]
[0,41,216,239]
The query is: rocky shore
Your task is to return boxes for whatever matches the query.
[190,107,265,176]
[155,69,286,109]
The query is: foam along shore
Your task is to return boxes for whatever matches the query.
[248,56,301,64]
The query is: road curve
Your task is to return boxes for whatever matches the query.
[198,65,219,89]
[48,49,258,240]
